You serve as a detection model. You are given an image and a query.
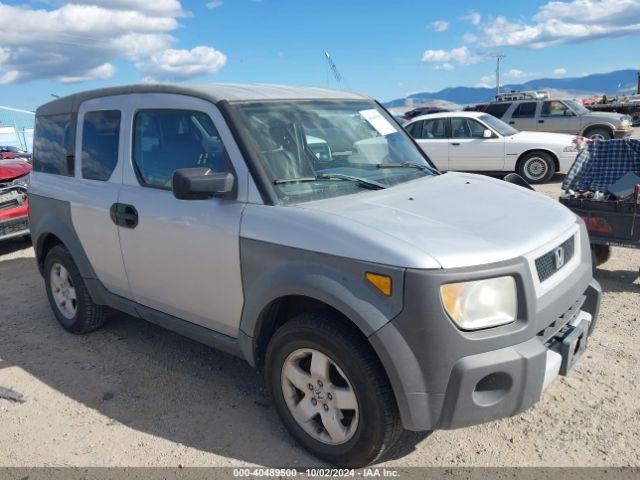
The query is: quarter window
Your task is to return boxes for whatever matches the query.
[512,102,537,118]
[33,114,74,176]
[133,109,228,189]
[450,118,486,139]
[541,101,574,117]
[81,110,121,181]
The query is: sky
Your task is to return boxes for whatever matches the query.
[1,0,640,110]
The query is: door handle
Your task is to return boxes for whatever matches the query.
[110,203,139,229]
[451,142,461,146]
[538,120,544,123]
[509,121,515,125]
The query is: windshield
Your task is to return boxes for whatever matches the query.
[565,100,589,115]
[235,100,437,204]
[479,114,519,136]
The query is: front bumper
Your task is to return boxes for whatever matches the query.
[0,187,29,241]
[370,225,601,431]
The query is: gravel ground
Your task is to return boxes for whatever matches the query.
[0,179,639,468]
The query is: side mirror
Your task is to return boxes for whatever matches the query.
[503,172,535,190]
[483,129,493,139]
[172,167,234,200]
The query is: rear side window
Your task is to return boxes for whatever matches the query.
[512,102,537,118]
[419,118,447,139]
[33,114,74,176]
[484,103,512,119]
[81,110,121,181]
[133,109,228,189]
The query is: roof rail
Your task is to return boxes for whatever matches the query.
[493,90,550,102]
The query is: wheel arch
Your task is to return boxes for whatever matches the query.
[581,123,614,138]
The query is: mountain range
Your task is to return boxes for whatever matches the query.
[385,69,640,109]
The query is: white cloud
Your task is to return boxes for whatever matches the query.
[553,67,568,75]
[206,0,223,8]
[462,33,478,43]
[505,69,536,79]
[138,46,227,80]
[432,20,449,32]
[434,63,454,71]
[462,10,481,25]
[421,46,480,65]
[481,0,640,48]
[0,1,227,84]
[481,74,495,83]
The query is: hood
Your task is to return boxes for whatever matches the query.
[0,159,31,181]
[301,172,577,269]
[511,130,575,145]
[584,110,624,122]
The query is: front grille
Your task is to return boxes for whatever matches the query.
[0,217,29,238]
[535,236,575,282]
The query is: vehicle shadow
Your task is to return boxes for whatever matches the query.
[0,256,325,467]
[595,267,640,293]
[0,235,32,256]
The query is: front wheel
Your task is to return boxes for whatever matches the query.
[517,151,556,184]
[586,128,612,141]
[266,312,404,467]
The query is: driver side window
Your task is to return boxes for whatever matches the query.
[133,109,228,189]
[541,101,574,117]
[450,118,486,139]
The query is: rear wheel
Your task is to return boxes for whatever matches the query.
[517,151,556,184]
[44,245,107,334]
[585,127,612,141]
[266,312,404,467]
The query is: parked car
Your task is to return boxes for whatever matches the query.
[1,146,32,161]
[405,111,579,183]
[484,96,634,140]
[0,158,30,241]
[402,106,450,121]
[29,84,600,467]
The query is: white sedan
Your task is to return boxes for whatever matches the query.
[404,111,579,183]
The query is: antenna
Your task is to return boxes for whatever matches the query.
[324,51,343,85]
[490,54,506,94]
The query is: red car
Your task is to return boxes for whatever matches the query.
[0,158,31,241]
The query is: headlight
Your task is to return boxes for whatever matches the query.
[440,276,517,330]
[620,117,631,128]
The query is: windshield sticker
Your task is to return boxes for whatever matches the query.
[359,109,397,136]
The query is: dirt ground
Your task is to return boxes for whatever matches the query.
[0,179,639,469]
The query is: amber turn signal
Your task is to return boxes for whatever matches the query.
[365,272,392,296]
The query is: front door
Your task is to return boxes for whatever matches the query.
[538,100,581,134]
[447,117,505,171]
[117,94,248,337]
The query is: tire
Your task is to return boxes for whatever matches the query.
[43,245,107,334]
[265,312,403,467]
[591,244,611,269]
[517,151,556,184]
[585,127,612,141]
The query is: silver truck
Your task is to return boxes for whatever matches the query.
[485,93,634,140]
[28,84,601,467]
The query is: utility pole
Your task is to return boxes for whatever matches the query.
[324,51,343,85]
[490,54,506,94]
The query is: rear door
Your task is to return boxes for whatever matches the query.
[409,118,449,170]
[116,94,249,337]
[71,97,129,297]
[448,117,505,171]
[506,102,538,132]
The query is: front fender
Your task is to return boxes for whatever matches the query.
[238,238,405,343]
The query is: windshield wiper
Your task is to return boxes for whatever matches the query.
[376,162,428,171]
[273,173,386,190]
